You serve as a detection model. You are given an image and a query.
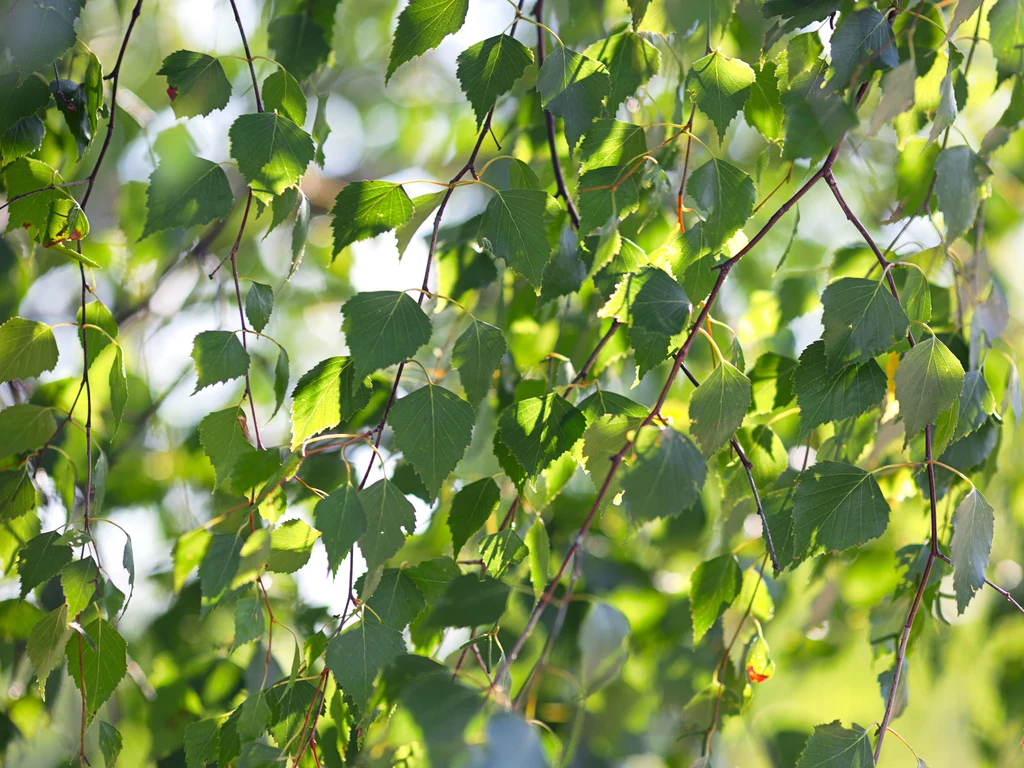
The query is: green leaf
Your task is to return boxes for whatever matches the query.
[480,188,556,287]
[109,347,128,436]
[184,720,219,768]
[191,331,250,392]
[621,428,706,521]
[794,340,886,435]
[0,404,56,459]
[0,317,58,384]
[526,520,550,599]
[577,165,641,235]
[1,0,81,75]
[894,336,965,441]
[0,72,49,137]
[358,479,416,573]
[157,51,232,118]
[2,158,72,235]
[391,383,474,497]
[795,721,874,768]
[341,291,432,378]
[426,574,510,628]
[266,519,320,573]
[290,356,371,450]
[236,691,271,742]
[49,79,94,157]
[199,533,244,603]
[263,69,307,125]
[267,680,322,747]
[480,529,527,576]
[580,120,647,172]
[452,320,506,406]
[690,555,742,643]
[821,277,910,370]
[359,568,426,629]
[76,300,117,370]
[537,46,611,148]
[65,616,127,711]
[950,488,994,614]
[448,477,500,556]
[456,34,533,125]
[1,114,45,163]
[142,156,233,239]
[934,146,991,241]
[794,461,890,555]
[869,59,916,136]
[199,407,257,491]
[38,198,89,247]
[585,30,661,112]
[99,721,122,767]
[27,604,71,692]
[579,603,630,690]
[688,361,751,456]
[315,484,367,576]
[387,0,470,82]
[62,557,99,618]
[744,60,785,142]
[987,0,1024,74]
[245,282,275,334]
[954,371,995,442]
[686,157,755,250]
[498,394,587,477]
[901,268,932,324]
[0,469,36,521]
[325,614,406,714]
[685,51,755,140]
[330,181,414,256]
[229,112,315,206]
[830,8,899,90]
[268,13,331,82]
[782,84,858,161]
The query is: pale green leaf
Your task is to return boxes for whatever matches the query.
[686,51,755,140]
[950,487,994,614]
[262,69,307,125]
[0,317,58,384]
[690,555,742,643]
[688,361,751,456]
[290,356,371,450]
[894,336,965,441]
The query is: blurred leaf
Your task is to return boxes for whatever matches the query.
[0,317,58,384]
[331,181,414,256]
[950,487,994,614]
[191,331,250,392]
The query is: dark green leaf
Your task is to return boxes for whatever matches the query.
[426,574,510,628]
[586,30,661,112]
[341,291,432,378]
[387,0,470,82]
[65,616,127,711]
[390,383,475,497]
[191,331,250,392]
[360,568,426,629]
[0,470,36,521]
[448,478,500,556]
[245,282,274,334]
[325,614,406,714]
[480,188,556,287]
[268,13,331,81]
[954,371,995,442]
[497,394,587,477]
[795,721,874,768]
[158,51,232,118]
[577,164,641,235]
[109,347,128,435]
[184,720,219,768]
[315,484,367,576]
[621,428,706,520]
[331,181,414,256]
[456,35,533,125]
[480,529,527,576]
[829,9,899,89]
[265,519,319,573]
[358,479,416,573]
[229,112,315,206]
[1,0,81,75]
[0,73,49,137]
[537,46,611,148]
[794,340,886,435]
[142,155,233,239]
[794,461,890,554]
[821,277,909,370]
[690,555,742,643]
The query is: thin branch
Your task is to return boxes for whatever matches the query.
[228,0,263,113]
[534,0,580,228]
[572,320,620,384]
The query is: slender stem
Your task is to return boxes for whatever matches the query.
[676,104,697,230]
[534,0,580,228]
[228,0,263,113]
[572,320,620,384]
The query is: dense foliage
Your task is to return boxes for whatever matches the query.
[1,0,1023,766]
